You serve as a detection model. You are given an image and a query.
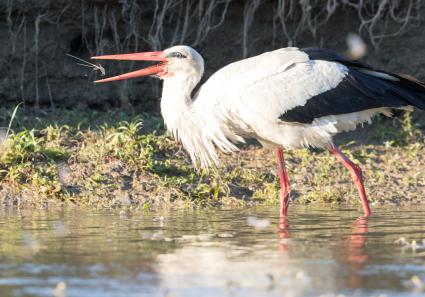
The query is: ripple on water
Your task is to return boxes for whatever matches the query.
[0,206,425,297]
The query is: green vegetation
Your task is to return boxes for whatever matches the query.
[0,108,424,210]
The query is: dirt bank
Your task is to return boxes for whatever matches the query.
[0,109,424,209]
[1,1,424,111]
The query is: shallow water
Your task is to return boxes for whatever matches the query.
[1,206,425,297]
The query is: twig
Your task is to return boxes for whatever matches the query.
[20,20,27,107]
[66,53,105,76]
[42,62,55,109]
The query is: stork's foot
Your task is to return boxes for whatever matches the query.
[276,148,290,217]
[329,144,372,216]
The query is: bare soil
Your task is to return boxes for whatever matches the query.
[1,1,425,111]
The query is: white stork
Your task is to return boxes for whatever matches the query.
[92,46,425,217]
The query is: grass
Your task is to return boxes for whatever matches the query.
[0,107,424,210]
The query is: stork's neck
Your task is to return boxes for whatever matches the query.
[160,73,238,168]
[160,74,200,136]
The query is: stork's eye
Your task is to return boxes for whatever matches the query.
[167,52,187,59]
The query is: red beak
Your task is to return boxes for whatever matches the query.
[91,51,166,83]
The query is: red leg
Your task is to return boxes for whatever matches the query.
[329,145,372,216]
[276,148,290,217]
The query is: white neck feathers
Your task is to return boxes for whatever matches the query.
[160,76,238,168]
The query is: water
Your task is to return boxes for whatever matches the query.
[1,206,425,297]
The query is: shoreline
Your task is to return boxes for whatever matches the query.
[0,108,424,210]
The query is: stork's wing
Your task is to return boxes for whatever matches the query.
[196,47,425,126]
[282,48,425,123]
[195,47,312,122]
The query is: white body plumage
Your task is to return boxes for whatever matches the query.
[159,46,406,168]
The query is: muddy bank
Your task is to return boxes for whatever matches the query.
[0,1,423,111]
[0,110,424,209]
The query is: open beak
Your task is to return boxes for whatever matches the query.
[91,51,166,83]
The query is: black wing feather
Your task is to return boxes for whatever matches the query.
[279,48,425,124]
[302,47,374,70]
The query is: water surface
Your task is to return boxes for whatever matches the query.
[1,206,425,297]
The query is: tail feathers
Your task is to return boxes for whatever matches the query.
[392,73,425,110]
[302,47,425,111]
[361,69,425,110]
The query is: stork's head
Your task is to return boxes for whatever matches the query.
[91,45,204,83]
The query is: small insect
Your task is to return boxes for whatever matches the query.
[66,53,106,76]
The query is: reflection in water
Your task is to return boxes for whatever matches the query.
[155,228,315,296]
[278,215,370,291]
[0,207,425,297]
[345,216,369,289]
[278,217,290,253]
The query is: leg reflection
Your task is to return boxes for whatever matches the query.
[277,215,370,290]
[278,216,290,253]
[345,216,369,289]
